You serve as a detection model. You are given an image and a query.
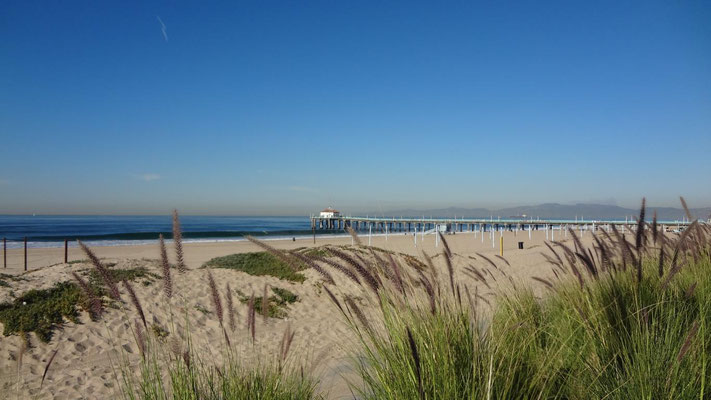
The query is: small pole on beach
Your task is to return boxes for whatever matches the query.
[24,237,28,271]
[435,226,439,248]
[528,224,532,240]
[552,226,555,241]
[369,224,372,246]
[312,227,315,245]
[500,236,504,256]
[414,226,417,247]
[491,229,495,248]
[3,238,6,269]
[64,239,69,263]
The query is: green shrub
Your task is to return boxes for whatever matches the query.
[204,252,306,282]
[0,267,161,342]
[0,282,83,342]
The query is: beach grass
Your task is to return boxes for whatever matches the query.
[329,199,711,399]
[124,338,321,400]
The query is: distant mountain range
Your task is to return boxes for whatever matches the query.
[361,203,711,221]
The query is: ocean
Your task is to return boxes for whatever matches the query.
[0,215,338,249]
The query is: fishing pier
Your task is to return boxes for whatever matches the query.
[309,215,691,234]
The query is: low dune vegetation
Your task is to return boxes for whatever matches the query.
[203,251,308,283]
[319,198,711,399]
[0,265,159,343]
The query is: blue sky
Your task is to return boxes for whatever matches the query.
[1,0,710,215]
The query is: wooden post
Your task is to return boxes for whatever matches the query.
[24,237,28,271]
[3,238,5,269]
[500,236,504,256]
[64,239,69,263]
[312,227,315,244]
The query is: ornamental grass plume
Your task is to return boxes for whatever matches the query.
[172,210,187,273]
[159,234,172,299]
[78,240,120,300]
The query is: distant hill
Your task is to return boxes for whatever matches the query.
[363,203,711,221]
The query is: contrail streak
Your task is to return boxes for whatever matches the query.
[157,16,168,42]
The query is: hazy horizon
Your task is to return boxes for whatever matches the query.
[1,198,709,217]
[2,1,710,215]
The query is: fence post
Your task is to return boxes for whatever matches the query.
[500,236,504,256]
[24,237,28,271]
[64,239,69,263]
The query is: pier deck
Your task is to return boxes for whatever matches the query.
[310,215,693,232]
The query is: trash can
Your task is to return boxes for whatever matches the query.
[518,242,524,249]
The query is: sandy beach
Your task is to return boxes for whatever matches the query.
[0,229,595,399]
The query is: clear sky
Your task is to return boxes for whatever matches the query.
[1,1,710,215]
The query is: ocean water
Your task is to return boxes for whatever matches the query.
[0,215,336,249]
